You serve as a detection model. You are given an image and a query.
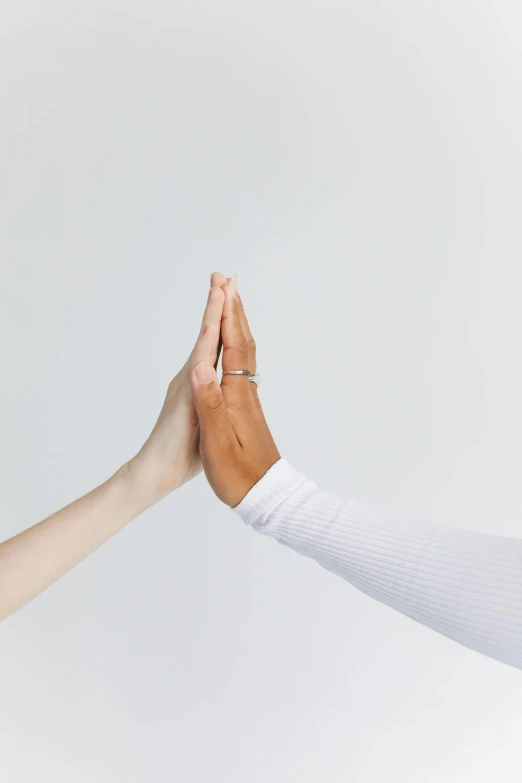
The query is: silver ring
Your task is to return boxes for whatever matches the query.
[222,369,261,387]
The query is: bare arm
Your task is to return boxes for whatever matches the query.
[0,463,147,621]
[0,272,228,621]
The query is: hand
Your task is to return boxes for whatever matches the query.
[128,272,227,506]
[0,275,230,622]
[190,278,280,507]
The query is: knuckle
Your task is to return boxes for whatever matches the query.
[239,337,250,357]
[206,391,224,413]
[228,344,248,365]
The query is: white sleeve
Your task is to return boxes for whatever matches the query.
[233,458,522,670]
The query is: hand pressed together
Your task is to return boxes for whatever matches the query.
[190,278,280,507]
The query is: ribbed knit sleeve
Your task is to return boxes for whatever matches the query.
[233,459,522,670]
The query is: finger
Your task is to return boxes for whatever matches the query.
[227,277,263,409]
[190,360,235,451]
[210,273,227,368]
[210,271,228,289]
[226,276,256,375]
[220,283,253,406]
[200,282,225,331]
[190,285,225,367]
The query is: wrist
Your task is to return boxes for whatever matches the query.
[111,458,166,517]
[226,452,281,507]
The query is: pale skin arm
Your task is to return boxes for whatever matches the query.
[0,272,228,622]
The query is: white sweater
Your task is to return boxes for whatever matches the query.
[233,459,522,670]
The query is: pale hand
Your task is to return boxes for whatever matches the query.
[128,272,227,506]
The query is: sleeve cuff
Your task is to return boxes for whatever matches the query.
[232,458,307,528]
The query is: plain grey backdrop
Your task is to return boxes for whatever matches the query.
[1,1,522,781]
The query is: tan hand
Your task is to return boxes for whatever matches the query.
[190,279,280,507]
[129,272,227,503]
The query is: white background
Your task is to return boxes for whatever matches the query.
[1,1,521,780]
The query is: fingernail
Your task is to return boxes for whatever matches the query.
[194,360,214,385]
[232,274,238,293]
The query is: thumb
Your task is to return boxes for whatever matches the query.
[190,360,232,445]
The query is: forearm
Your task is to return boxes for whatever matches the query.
[0,462,153,622]
[234,459,522,670]
[0,273,226,623]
